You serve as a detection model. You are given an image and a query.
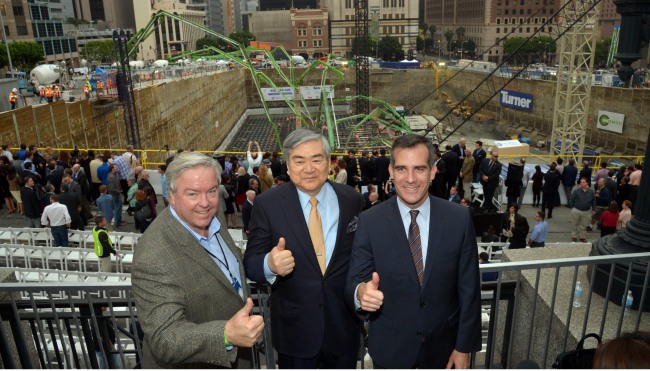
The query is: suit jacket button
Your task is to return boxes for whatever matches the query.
[420,301,426,308]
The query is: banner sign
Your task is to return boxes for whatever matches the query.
[261,85,334,101]
[499,90,533,111]
[596,110,624,133]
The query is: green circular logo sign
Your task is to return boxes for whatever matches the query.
[599,114,609,126]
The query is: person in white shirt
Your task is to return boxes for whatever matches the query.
[246,141,262,175]
[122,145,138,170]
[41,194,71,247]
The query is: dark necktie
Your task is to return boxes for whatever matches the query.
[409,210,424,285]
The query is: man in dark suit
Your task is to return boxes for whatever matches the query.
[441,145,460,197]
[345,134,481,369]
[375,148,391,199]
[451,138,467,187]
[430,151,446,199]
[241,190,255,239]
[363,191,381,211]
[346,149,359,188]
[58,183,84,230]
[479,149,502,212]
[132,152,263,368]
[244,128,364,369]
[542,162,562,219]
[448,185,461,203]
[472,140,487,183]
[562,159,578,206]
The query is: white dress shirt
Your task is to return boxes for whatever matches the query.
[41,202,71,227]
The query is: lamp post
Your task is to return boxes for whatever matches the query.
[460,40,467,60]
[438,39,441,60]
[0,5,14,75]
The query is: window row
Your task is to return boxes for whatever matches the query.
[38,38,78,56]
[496,17,549,24]
[297,39,323,48]
[496,26,551,33]
[297,27,323,36]
[32,22,64,38]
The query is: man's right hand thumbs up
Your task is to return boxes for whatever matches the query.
[358,272,384,312]
[224,298,265,348]
[268,237,295,276]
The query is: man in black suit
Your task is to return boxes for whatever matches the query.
[451,138,467,187]
[472,140,487,183]
[345,134,481,369]
[562,159,579,206]
[346,149,359,188]
[270,151,282,177]
[479,149,502,212]
[430,152,446,199]
[241,190,255,239]
[244,128,364,368]
[358,150,372,180]
[542,162,562,219]
[375,148,391,199]
[58,183,84,230]
[363,192,381,210]
[441,145,460,197]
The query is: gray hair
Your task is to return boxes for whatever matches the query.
[282,128,331,165]
[166,152,222,195]
[246,190,256,198]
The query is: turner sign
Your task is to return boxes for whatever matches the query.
[499,90,533,111]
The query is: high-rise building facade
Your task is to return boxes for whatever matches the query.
[328,0,419,58]
[133,0,206,61]
[71,0,135,30]
[597,0,620,38]
[1,0,35,43]
[260,0,318,11]
[425,0,559,63]
[28,0,80,64]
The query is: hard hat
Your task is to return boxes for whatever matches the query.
[12,88,17,92]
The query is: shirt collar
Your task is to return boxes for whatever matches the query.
[169,206,221,241]
[296,181,332,208]
[396,194,431,219]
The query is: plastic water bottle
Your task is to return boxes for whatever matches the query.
[623,290,633,317]
[573,281,583,308]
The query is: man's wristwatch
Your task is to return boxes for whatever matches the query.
[224,332,234,351]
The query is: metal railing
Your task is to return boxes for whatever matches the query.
[1,252,648,369]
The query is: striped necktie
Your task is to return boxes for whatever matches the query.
[409,210,424,285]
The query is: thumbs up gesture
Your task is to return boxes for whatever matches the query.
[224,298,265,348]
[357,272,384,312]
[268,237,295,276]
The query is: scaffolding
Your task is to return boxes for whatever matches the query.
[550,0,601,162]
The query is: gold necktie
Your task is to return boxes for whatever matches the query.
[309,197,326,274]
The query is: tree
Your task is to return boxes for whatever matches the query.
[80,40,115,64]
[444,29,455,54]
[378,36,403,61]
[595,38,611,68]
[429,25,437,40]
[65,18,89,27]
[351,35,377,57]
[228,31,256,47]
[0,42,45,70]
[419,22,429,36]
[196,37,219,51]
[455,27,466,42]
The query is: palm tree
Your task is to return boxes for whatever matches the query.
[444,29,455,55]
[455,27,466,43]
[429,25,437,40]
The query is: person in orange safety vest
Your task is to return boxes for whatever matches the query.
[9,88,18,110]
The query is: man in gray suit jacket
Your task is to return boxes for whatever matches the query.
[132,152,264,368]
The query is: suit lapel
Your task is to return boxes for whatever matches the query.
[422,196,444,290]
[386,197,421,287]
[281,183,323,275]
[328,182,351,277]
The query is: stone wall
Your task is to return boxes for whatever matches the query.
[0,67,645,155]
[0,69,248,158]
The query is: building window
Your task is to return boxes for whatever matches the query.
[313,27,322,36]
[3,26,8,37]
[383,0,388,6]
[496,28,500,33]
[520,18,524,23]
[505,9,509,15]
[298,28,307,36]
[399,0,405,6]
[504,18,508,24]
[526,27,530,32]
[345,0,352,8]
[313,39,322,47]
[298,40,307,48]
[16,26,27,35]
[497,18,500,24]
[12,6,24,16]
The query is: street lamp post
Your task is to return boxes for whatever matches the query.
[438,39,441,60]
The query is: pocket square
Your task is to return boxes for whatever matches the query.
[347,216,359,233]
